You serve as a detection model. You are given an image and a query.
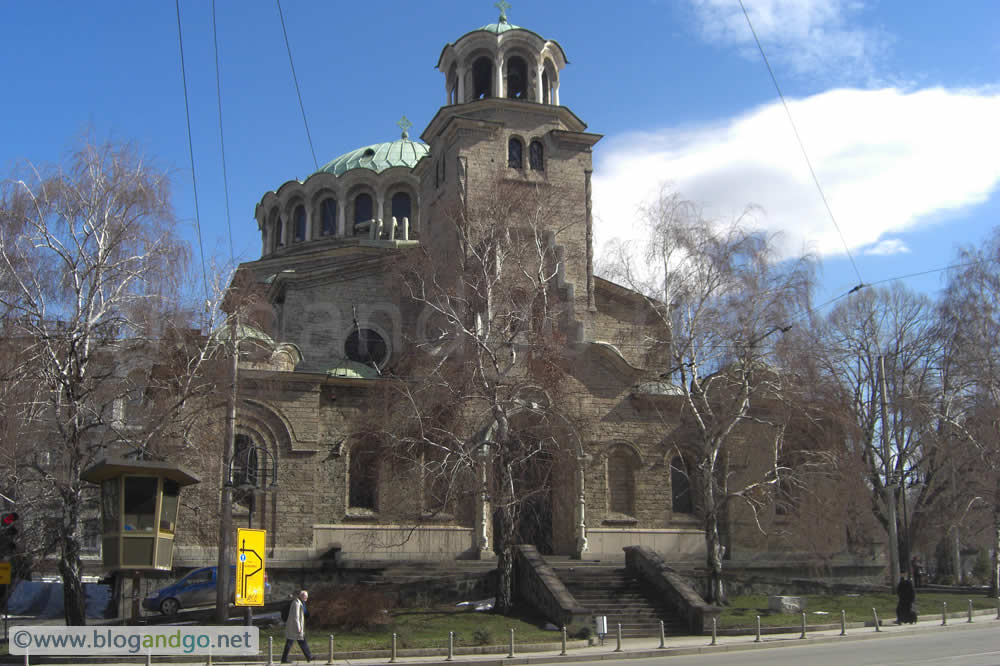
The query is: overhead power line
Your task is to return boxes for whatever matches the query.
[276,0,319,171]
[174,0,211,304]
[738,0,864,291]
[212,0,235,266]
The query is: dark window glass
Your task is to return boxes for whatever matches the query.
[542,72,550,104]
[473,57,492,99]
[274,216,284,247]
[354,194,373,227]
[345,328,387,367]
[508,138,523,169]
[123,477,158,531]
[391,192,411,223]
[507,56,528,99]
[320,198,337,235]
[671,457,693,514]
[293,205,306,242]
[529,140,544,171]
[233,434,258,487]
[349,446,378,510]
[102,479,120,533]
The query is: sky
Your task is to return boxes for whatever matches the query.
[3,0,1000,311]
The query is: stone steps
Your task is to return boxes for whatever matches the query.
[553,566,690,637]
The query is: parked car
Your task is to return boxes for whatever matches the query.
[143,566,270,615]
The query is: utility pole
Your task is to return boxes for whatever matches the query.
[879,355,900,589]
[216,314,239,623]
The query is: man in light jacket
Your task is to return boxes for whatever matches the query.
[282,590,313,663]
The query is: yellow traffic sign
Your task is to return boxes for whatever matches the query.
[234,528,266,606]
[0,561,10,584]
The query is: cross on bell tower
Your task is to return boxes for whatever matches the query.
[397,115,413,139]
[495,0,511,22]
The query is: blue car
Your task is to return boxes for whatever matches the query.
[143,566,270,615]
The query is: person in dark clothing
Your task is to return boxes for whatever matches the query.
[896,575,917,624]
[911,556,924,587]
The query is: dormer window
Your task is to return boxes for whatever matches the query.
[507,56,528,99]
[508,137,523,169]
[529,140,544,171]
[473,57,493,99]
[293,205,306,242]
[320,198,337,236]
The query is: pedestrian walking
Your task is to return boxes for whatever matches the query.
[896,575,917,624]
[282,590,313,663]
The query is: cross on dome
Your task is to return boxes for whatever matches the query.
[396,115,413,139]
[495,0,511,22]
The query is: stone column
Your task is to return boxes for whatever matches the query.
[376,190,385,224]
[575,455,589,557]
[535,64,544,103]
[554,80,560,106]
[495,54,504,98]
[337,199,347,236]
[457,65,466,103]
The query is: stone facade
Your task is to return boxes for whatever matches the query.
[169,10,873,572]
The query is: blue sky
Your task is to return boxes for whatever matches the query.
[3,1,999,309]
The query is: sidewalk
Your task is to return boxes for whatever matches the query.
[5,609,999,666]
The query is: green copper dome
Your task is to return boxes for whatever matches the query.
[478,17,521,34]
[317,137,429,177]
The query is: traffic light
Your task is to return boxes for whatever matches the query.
[0,512,18,558]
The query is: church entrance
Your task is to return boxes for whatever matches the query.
[491,448,554,555]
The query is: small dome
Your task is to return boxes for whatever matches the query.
[317,137,429,177]
[477,17,521,34]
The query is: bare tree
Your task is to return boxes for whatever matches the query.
[935,228,1000,594]
[602,188,814,604]
[812,283,943,575]
[0,140,220,624]
[373,176,578,613]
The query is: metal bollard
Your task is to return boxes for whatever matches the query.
[447,631,454,661]
[711,617,717,646]
[327,634,335,665]
[754,615,761,642]
[508,628,515,658]
[872,608,880,632]
[615,623,622,652]
[24,653,28,666]
[207,650,213,666]
[560,626,567,656]
[840,609,846,636]
[659,620,666,649]
[943,602,947,625]
[996,596,1000,620]
[147,653,152,666]
[268,636,274,666]
[969,599,974,623]
[800,612,806,639]
[390,633,397,663]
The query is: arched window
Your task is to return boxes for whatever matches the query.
[508,137,523,169]
[671,456,693,514]
[507,56,528,99]
[293,204,306,242]
[353,193,373,235]
[608,447,638,516]
[391,192,411,225]
[345,328,388,367]
[542,71,550,104]
[273,213,284,248]
[529,140,544,171]
[320,197,337,236]
[349,445,378,510]
[472,57,493,99]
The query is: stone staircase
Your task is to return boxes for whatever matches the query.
[549,561,690,637]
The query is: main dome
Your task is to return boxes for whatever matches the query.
[317,137,429,177]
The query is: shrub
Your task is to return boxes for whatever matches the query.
[573,625,592,640]
[308,584,395,631]
[471,628,493,645]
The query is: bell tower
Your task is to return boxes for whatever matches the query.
[417,4,603,320]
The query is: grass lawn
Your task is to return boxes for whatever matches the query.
[260,606,565,654]
[719,591,998,630]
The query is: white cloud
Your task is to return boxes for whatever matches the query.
[592,87,1000,262]
[863,238,910,256]
[688,0,889,79]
